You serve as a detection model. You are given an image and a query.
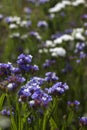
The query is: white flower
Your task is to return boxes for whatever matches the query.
[43,48,48,53]
[61,34,73,41]
[49,3,65,13]
[54,34,73,45]
[72,28,85,41]
[72,0,85,6]
[9,24,18,29]
[45,40,55,47]
[0,115,11,129]
[20,20,27,27]
[7,83,13,89]
[38,49,43,53]
[50,47,66,57]
[54,37,62,45]
[62,1,71,6]
[75,33,85,41]
[9,32,20,38]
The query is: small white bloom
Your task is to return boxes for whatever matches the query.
[45,40,55,47]
[9,24,18,29]
[0,116,11,129]
[7,83,13,89]
[9,32,20,38]
[54,37,62,44]
[50,47,66,57]
[75,33,85,41]
[38,49,43,53]
[43,48,48,53]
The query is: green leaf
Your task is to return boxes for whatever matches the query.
[11,116,17,130]
[50,118,58,130]
[0,94,6,110]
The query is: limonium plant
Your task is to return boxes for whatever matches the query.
[0,53,86,130]
[0,53,69,130]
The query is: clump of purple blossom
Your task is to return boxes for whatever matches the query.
[17,53,39,73]
[48,82,69,95]
[45,72,59,82]
[79,117,87,126]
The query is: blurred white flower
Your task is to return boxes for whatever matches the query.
[54,34,73,45]
[0,115,11,129]
[72,0,85,6]
[9,32,20,38]
[38,49,43,53]
[45,40,55,47]
[49,3,65,13]
[9,24,18,29]
[72,28,85,41]
[49,47,66,57]
[43,48,48,53]
[75,33,85,41]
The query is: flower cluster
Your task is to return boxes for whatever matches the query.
[18,76,52,107]
[17,53,39,73]
[48,82,69,95]
[79,117,87,126]
[45,72,59,82]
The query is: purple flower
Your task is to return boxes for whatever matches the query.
[81,14,87,19]
[17,53,33,72]
[61,63,73,73]
[67,100,80,109]
[0,63,12,77]
[79,117,87,126]
[0,109,14,116]
[11,67,21,75]
[45,72,59,82]
[43,59,56,68]
[37,21,48,28]
[48,82,69,95]
[24,7,31,14]
[75,42,85,53]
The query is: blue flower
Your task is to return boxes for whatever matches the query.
[79,117,87,126]
[45,72,59,82]
[48,82,69,95]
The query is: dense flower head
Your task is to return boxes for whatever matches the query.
[48,82,69,95]
[18,76,45,101]
[45,72,59,82]
[79,117,87,126]
[2,75,25,91]
[18,76,52,107]
[0,63,12,77]
[17,53,32,64]
[29,90,52,107]
[11,67,21,75]
[17,53,36,72]
[29,77,45,86]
